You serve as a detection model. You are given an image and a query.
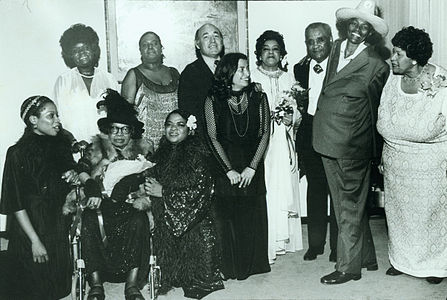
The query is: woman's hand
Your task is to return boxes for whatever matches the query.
[226,170,241,185]
[282,113,293,126]
[144,178,163,197]
[86,196,102,210]
[31,239,49,263]
[61,169,80,185]
[239,167,255,188]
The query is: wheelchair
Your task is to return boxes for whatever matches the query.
[67,169,161,299]
[69,183,87,300]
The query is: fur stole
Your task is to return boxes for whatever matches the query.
[152,136,211,190]
[85,133,153,179]
[15,130,74,173]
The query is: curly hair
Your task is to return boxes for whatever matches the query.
[59,23,101,68]
[254,30,288,71]
[391,26,433,66]
[211,52,250,101]
[336,18,383,46]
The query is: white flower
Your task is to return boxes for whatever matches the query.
[136,154,147,162]
[186,115,197,130]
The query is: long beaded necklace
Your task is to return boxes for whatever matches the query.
[228,92,249,137]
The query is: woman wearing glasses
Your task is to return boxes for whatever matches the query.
[64,89,153,300]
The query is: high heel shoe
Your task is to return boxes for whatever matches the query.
[386,266,403,276]
[426,277,443,284]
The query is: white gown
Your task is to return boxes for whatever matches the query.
[54,67,118,143]
[251,67,303,264]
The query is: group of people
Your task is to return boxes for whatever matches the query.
[1,0,446,299]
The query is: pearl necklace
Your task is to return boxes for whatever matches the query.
[402,64,427,84]
[76,69,95,79]
[257,66,283,78]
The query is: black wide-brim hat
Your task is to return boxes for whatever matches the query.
[96,89,144,134]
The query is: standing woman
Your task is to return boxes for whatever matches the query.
[251,30,303,264]
[1,96,77,299]
[204,53,271,280]
[54,23,118,143]
[121,31,179,149]
[377,26,447,283]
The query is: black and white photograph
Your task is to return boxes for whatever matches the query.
[0,0,446,299]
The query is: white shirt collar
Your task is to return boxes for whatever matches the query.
[340,40,367,60]
[310,57,329,71]
[202,55,219,73]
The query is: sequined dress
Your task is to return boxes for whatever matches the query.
[204,84,271,280]
[133,67,179,148]
[377,65,447,277]
[145,136,224,299]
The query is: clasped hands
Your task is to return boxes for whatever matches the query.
[226,167,255,188]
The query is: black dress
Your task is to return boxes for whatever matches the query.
[78,135,151,287]
[0,131,75,299]
[145,136,224,299]
[204,85,271,280]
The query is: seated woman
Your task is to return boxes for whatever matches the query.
[68,89,153,300]
[121,31,179,149]
[1,96,77,299]
[141,109,224,299]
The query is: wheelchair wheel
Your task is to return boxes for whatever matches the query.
[71,272,87,300]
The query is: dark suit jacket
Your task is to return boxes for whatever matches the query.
[312,39,389,160]
[178,56,214,129]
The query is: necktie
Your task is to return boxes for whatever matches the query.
[313,64,323,74]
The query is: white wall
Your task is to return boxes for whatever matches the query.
[247,0,359,216]
[0,0,107,189]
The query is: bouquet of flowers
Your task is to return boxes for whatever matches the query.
[420,74,447,97]
[271,82,309,125]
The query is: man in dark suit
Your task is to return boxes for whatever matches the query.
[178,23,224,133]
[313,0,390,284]
[294,22,338,263]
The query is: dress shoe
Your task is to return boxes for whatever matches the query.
[426,277,443,284]
[303,249,323,261]
[362,262,378,271]
[320,271,361,285]
[386,266,403,276]
[329,250,337,262]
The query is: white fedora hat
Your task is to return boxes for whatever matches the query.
[336,0,388,37]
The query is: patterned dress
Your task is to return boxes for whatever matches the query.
[133,67,179,149]
[377,65,447,277]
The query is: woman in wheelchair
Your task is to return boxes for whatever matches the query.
[140,109,225,299]
[65,89,154,300]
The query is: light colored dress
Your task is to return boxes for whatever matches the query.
[132,67,179,149]
[251,67,303,264]
[54,67,118,142]
[377,64,447,277]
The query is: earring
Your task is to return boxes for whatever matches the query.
[412,60,417,65]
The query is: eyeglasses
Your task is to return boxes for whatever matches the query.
[109,125,131,135]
